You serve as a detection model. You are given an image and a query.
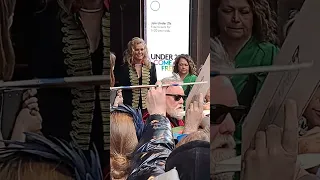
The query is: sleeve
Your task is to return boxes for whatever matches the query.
[150,62,158,84]
[127,114,175,180]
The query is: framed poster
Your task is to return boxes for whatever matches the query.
[144,0,191,80]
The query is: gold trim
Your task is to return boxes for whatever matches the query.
[128,65,150,109]
[101,11,110,150]
[60,10,96,150]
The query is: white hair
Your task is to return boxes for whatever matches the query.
[161,73,183,84]
[210,37,234,69]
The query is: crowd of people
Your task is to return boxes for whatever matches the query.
[0,0,319,179]
[211,0,320,179]
[110,37,211,179]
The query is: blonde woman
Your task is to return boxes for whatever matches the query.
[114,37,157,114]
[110,105,144,180]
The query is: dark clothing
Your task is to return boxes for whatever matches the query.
[114,62,157,110]
[29,1,109,168]
[128,114,175,179]
[165,140,210,180]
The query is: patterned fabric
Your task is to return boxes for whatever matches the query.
[59,7,110,150]
[0,0,16,80]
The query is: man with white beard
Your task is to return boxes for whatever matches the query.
[143,73,186,128]
[210,75,248,180]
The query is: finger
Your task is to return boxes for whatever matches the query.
[23,97,38,105]
[189,102,194,111]
[27,103,39,111]
[243,148,256,179]
[30,110,41,119]
[198,93,204,107]
[282,99,298,152]
[255,131,267,155]
[193,101,199,111]
[155,81,162,90]
[28,89,37,97]
[22,90,30,101]
[266,125,282,151]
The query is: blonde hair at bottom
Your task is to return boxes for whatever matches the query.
[110,111,139,180]
[0,158,73,180]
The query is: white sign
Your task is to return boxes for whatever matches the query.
[242,0,320,156]
[185,55,210,111]
[144,0,190,80]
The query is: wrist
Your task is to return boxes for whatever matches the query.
[149,111,166,116]
[183,125,197,134]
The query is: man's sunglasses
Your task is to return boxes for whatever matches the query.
[211,104,248,125]
[166,94,187,101]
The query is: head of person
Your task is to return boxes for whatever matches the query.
[123,37,151,68]
[211,0,278,44]
[210,76,238,180]
[165,139,210,180]
[210,35,239,180]
[176,128,210,148]
[110,52,116,87]
[173,54,197,76]
[304,86,320,129]
[110,110,139,180]
[161,73,185,119]
[0,158,73,180]
[0,132,102,180]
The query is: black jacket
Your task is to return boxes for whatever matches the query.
[128,114,174,180]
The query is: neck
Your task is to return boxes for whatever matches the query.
[133,59,142,65]
[179,73,188,80]
[219,34,251,60]
[81,0,103,9]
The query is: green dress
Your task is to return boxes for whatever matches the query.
[232,36,279,152]
[182,74,197,96]
[231,37,279,180]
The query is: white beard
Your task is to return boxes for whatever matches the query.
[210,134,237,180]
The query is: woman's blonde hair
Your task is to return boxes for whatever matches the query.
[110,52,116,87]
[0,157,73,180]
[110,111,139,179]
[123,37,151,69]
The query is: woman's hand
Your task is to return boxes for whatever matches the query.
[113,90,123,107]
[11,89,42,142]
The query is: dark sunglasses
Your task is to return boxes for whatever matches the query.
[166,94,187,101]
[211,104,248,125]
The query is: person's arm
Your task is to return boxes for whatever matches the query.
[128,81,173,179]
[127,114,174,180]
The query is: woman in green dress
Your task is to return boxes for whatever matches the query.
[212,0,280,106]
[173,54,197,97]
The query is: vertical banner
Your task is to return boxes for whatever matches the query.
[144,0,190,80]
